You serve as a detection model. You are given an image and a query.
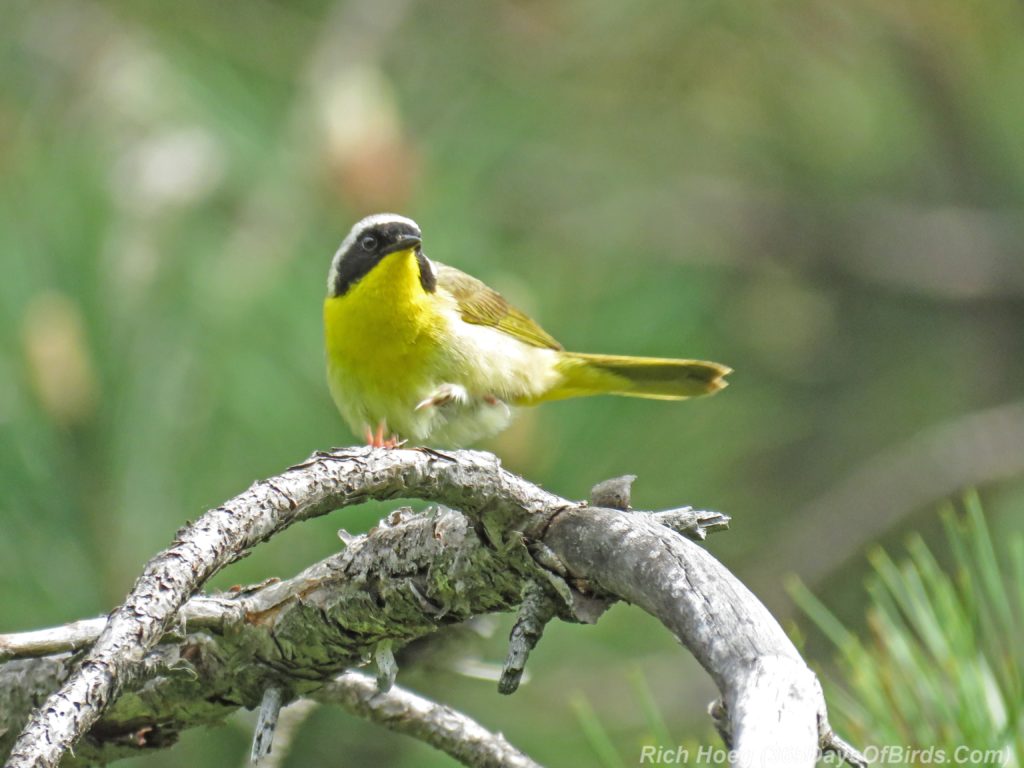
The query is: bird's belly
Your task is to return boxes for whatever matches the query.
[323,295,562,445]
[440,311,562,404]
[411,312,562,444]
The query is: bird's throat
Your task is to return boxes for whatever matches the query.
[324,249,441,380]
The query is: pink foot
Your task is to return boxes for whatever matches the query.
[364,421,403,449]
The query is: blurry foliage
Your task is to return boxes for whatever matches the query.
[1,0,1024,765]
[792,495,1024,765]
[571,670,700,768]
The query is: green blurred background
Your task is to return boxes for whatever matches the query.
[2,0,1023,765]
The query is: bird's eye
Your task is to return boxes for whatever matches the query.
[360,235,378,251]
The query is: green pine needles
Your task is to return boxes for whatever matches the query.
[792,493,1023,766]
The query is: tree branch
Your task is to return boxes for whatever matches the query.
[242,698,318,768]
[250,686,283,765]
[5,448,555,768]
[2,447,862,768]
[315,672,543,768]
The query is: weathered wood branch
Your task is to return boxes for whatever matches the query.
[1,502,564,766]
[315,672,543,768]
[1,447,864,768]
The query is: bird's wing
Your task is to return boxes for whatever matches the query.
[434,263,564,351]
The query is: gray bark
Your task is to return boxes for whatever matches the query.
[315,672,543,768]
[0,447,864,768]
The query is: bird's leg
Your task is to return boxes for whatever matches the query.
[415,383,470,411]
[363,420,404,449]
[361,422,389,448]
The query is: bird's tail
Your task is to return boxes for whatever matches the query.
[535,352,731,403]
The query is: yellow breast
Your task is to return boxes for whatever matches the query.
[323,249,444,430]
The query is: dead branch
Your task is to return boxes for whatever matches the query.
[315,672,543,768]
[1,447,863,768]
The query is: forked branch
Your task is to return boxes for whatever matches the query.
[1,447,863,768]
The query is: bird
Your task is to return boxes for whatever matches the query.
[324,213,731,447]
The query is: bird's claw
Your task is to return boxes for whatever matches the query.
[415,383,470,411]
[363,421,404,449]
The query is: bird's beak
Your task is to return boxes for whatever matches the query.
[380,234,422,256]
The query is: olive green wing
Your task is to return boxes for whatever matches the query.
[434,263,563,351]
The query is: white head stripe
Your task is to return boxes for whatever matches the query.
[327,213,422,294]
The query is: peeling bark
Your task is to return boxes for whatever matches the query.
[0,448,864,768]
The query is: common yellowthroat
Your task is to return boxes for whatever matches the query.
[324,213,730,447]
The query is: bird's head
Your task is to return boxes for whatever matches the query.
[327,213,434,297]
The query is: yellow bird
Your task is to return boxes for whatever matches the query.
[324,213,731,447]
